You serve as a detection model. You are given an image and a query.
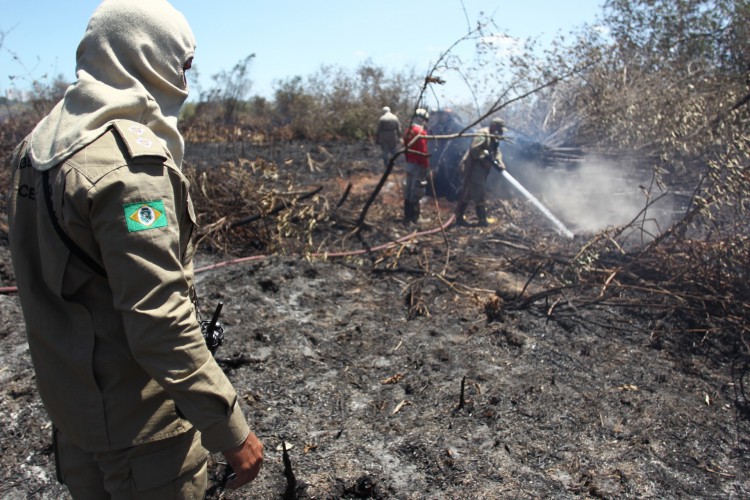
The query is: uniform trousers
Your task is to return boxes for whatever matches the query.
[55,426,208,500]
[404,162,429,221]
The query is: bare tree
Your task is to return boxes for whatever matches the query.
[204,54,256,124]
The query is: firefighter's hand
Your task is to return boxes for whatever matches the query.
[223,432,264,490]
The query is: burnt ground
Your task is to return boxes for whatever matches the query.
[0,139,749,499]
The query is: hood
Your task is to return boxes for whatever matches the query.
[28,0,196,170]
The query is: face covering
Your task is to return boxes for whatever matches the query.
[28,0,196,170]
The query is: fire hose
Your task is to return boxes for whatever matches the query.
[192,214,456,274]
[493,160,575,239]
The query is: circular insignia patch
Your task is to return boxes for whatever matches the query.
[136,206,157,226]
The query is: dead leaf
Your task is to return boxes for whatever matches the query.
[381,373,405,385]
[392,400,412,414]
[276,441,294,451]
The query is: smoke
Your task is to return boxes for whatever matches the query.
[494,157,678,241]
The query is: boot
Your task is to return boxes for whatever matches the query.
[476,205,489,227]
[411,201,421,223]
[404,201,413,224]
[455,202,469,226]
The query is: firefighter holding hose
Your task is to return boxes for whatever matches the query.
[455,117,507,226]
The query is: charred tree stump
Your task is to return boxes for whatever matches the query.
[282,440,297,500]
[457,376,467,411]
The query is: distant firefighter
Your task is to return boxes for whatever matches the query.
[455,117,507,226]
[402,108,430,224]
[375,106,402,167]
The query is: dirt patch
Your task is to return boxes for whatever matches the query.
[0,140,748,499]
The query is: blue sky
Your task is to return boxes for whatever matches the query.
[0,1,605,104]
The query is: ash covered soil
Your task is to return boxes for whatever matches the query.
[0,140,749,499]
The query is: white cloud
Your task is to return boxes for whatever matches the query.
[480,34,523,58]
[591,25,611,37]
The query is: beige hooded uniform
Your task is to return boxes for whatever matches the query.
[8,0,251,496]
[455,119,506,226]
[375,106,402,166]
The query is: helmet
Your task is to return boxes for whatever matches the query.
[382,106,391,114]
[490,117,505,130]
[415,108,429,121]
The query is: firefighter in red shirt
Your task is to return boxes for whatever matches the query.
[402,108,430,223]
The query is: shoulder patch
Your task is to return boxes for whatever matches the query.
[123,200,168,232]
[111,121,169,161]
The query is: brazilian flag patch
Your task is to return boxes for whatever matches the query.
[123,200,168,232]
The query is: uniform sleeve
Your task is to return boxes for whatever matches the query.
[495,149,506,169]
[85,161,249,453]
[469,134,488,161]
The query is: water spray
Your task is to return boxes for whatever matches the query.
[497,165,575,239]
